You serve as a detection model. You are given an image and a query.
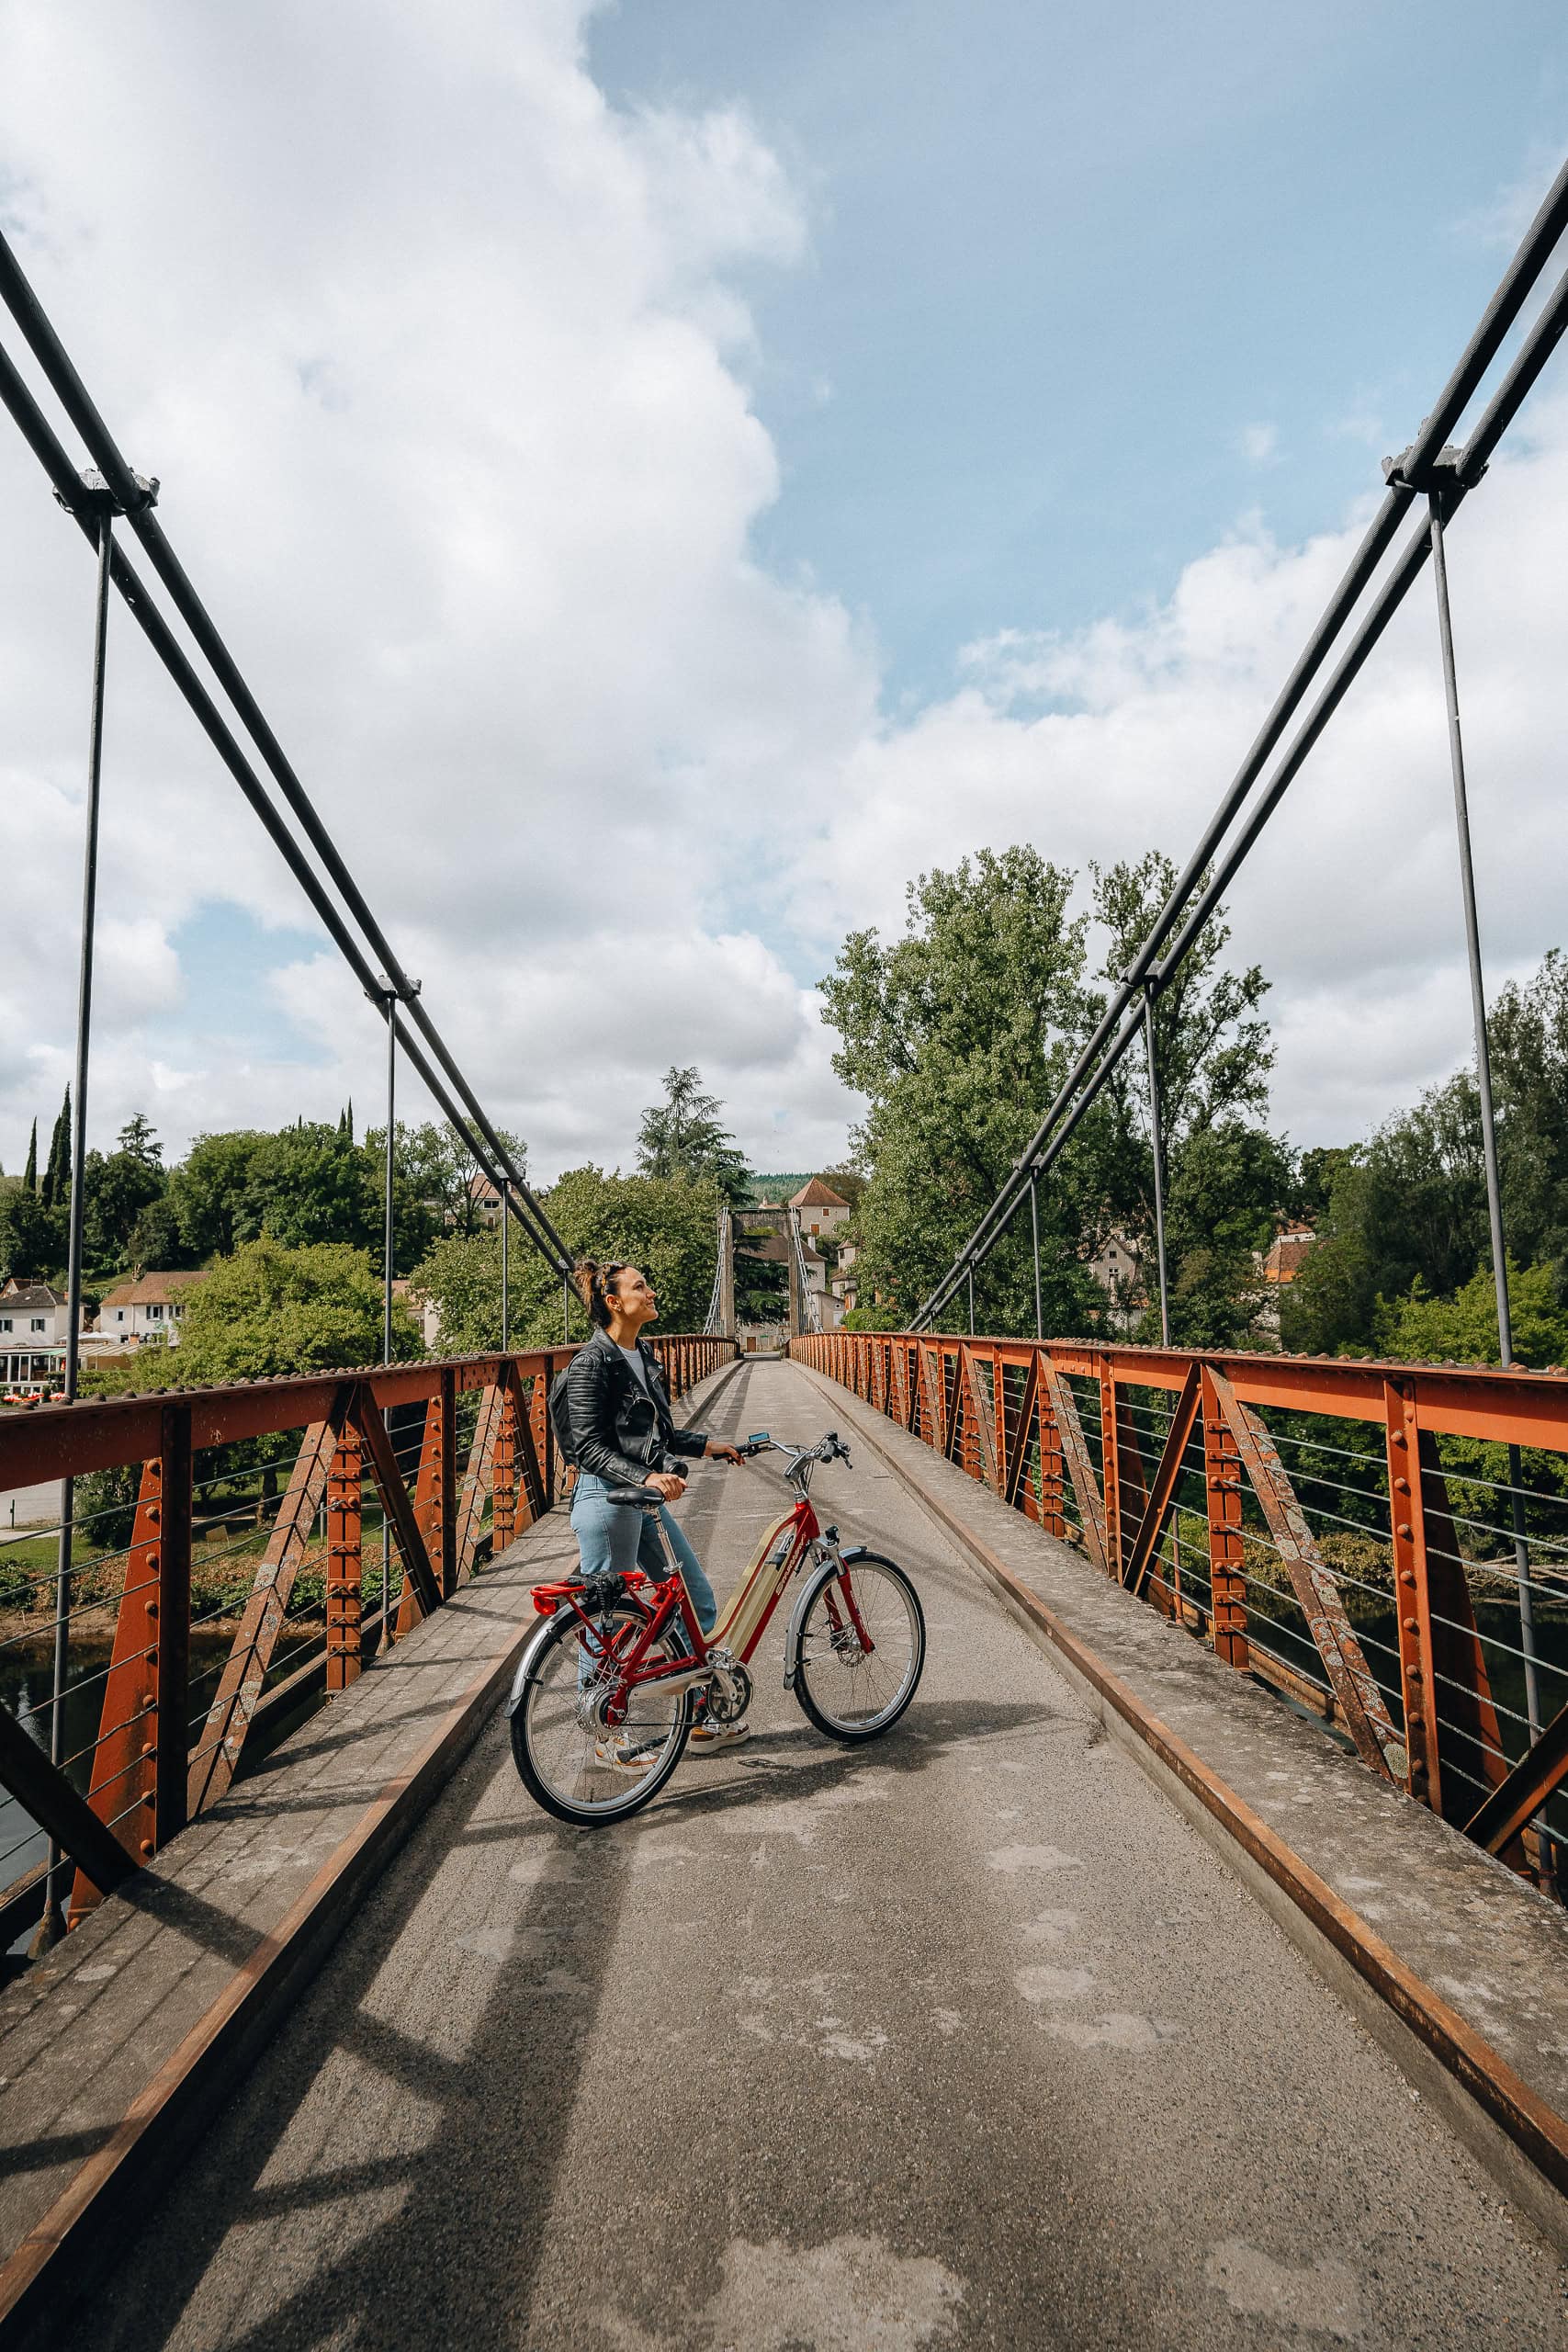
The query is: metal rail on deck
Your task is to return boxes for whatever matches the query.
[794,1331,1568,1885]
[0,1336,735,1948]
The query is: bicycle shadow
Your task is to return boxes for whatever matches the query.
[642,1694,1088,1834]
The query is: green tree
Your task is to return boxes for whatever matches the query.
[1283,1076,1488,1355]
[171,1237,420,1384]
[0,1178,63,1283]
[1491,950,1568,1287]
[166,1130,268,1259]
[821,846,1106,1334]
[83,1142,168,1268]
[1292,1145,1355,1227]
[1380,1258,1568,1371]
[389,1120,526,1239]
[126,1193,190,1271]
[117,1113,162,1167]
[1089,852,1286,1345]
[41,1089,70,1209]
[413,1166,719,1354]
[636,1068,751,1208]
[237,1121,375,1250]
[21,1120,37,1193]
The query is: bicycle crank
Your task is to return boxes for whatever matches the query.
[703,1651,752,1725]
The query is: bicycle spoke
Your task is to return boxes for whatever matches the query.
[795,1558,923,1736]
[519,1605,690,1818]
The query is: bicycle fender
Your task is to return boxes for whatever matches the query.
[781,1547,872,1688]
[504,1610,563,1719]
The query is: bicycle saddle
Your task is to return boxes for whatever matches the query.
[605,1487,665,1510]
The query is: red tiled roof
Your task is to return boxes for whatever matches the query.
[1262,1234,1316,1283]
[790,1177,850,1210]
[98,1270,210,1309]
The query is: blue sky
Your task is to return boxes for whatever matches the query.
[3,1,1567,1182]
[592,1,1568,698]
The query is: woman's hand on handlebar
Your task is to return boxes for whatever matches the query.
[705,1441,744,1465]
[649,1470,687,1500]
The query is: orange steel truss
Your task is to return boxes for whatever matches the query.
[794,1330,1568,1881]
[0,1336,735,1939]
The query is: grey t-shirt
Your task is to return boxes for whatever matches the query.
[616,1343,652,1393]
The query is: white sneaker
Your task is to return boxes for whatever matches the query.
[688,1718,750,1751]
[594,1734,660,1771]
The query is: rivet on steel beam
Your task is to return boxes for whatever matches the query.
[1408,1666,1423,1684]
[1391,1430,1407,1449]
[1397,1522,1414,1540]
[1403,1617,1418,1634]
[1399,1568,1416,1587]
[145,1599,158,1619]
[1394,1476,1411,1495]
[139,1838,154,1857]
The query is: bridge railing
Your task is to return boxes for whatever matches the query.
[0,1335,735,1948]
[794,1331,1568,1885]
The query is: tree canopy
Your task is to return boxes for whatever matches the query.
[636,1067,751,1208]
[412,1164,721,1355]
[821,845,1285,1341]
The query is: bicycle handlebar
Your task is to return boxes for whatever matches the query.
[600,1431,851,1512]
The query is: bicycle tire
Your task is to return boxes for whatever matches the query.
[510,1598,695,1826]
[792,1551,925,1743]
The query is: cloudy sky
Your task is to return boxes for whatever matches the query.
[2,0,1566,1189]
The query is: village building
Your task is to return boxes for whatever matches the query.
[0,1281,76,1391]
[789,1176,852,1243]
[96,1269,209,1349]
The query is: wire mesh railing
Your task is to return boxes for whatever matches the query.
[0,1333,735,1952]
[794,1329,1568,1893]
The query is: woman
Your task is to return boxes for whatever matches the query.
[565,1257,747,1753]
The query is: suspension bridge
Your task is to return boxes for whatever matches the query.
[2,135,1568,2352]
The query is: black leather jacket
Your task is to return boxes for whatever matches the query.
[565,1328,708,1488]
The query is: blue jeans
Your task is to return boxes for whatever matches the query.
[569,1474,717,1665]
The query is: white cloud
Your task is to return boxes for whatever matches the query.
[1,13,1565,1211]
[786,398,1568,1148]
[1238,421,1279,466]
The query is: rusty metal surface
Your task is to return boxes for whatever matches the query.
[0,1340,736,1942]
[1040,1360,1108,1574]
[1208,1369,1399,1780]
[795,1329,1568,1894]
[186,1405,344,1817]
[1122,1362,1200,1599]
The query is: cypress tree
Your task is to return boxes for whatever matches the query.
[22,1120,38,1193]
[42,1090,70,1209]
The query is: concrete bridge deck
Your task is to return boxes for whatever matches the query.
[28,1356,1559,2350]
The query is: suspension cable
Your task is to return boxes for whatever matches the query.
[0,230,572,1278]
[914,157,1568,1329]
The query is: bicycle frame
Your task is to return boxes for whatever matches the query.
[536,1459,877,1724]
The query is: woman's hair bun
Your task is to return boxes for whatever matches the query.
[572,1257,628,1329]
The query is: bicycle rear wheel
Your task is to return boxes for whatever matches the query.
[791,1551,925,1742]
[511,1599,694,1826]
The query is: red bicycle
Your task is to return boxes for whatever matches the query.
[507,1429,926,1826]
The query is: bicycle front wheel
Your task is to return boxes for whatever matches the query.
[511,1599,694,1826]
[792,1551,925,1743]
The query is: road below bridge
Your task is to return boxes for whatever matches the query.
[73,1360,1566,2349]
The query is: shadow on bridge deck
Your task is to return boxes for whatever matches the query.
[25,1362,1568,2348]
